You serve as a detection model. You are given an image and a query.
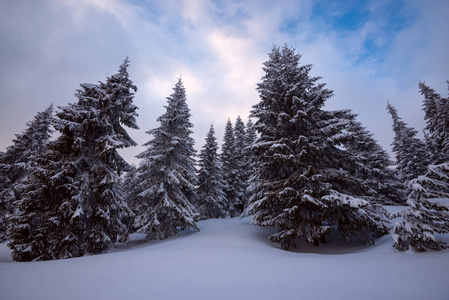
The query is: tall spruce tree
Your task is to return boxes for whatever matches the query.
[244,45,390,249]
[392,163,449,252]
[196,124,227,219]
[244,118,258,202]
[387,103,429,182]
[82,57,138,252]
[132,78,199,240]
[233,116,248,212]
[419,81,449,164]
[221,119,245,217]
[0,104,53,242]
[123,163,139,228]
[244,118,258,154]
[0,151,10,242]
[345,116,406,204]
[7,58,137,261]
[390,81,449,252]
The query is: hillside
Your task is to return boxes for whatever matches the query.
[1,213,449,300]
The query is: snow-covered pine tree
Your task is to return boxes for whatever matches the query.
[0,104,53,242]
[419,81,449,164]
[244,117,258,203]
[387,103,430,182]
[82,57,138,252]
[7,146,86,261]
[244,45,390,250]
[221,119,245,217]
[233,116,248,212]
[221,119,235,215]
[7,94,94,261]
[123,163,139,230]
[392,163,449,252]
[7,58,137,261]
[196,124,227,219]
[0,151,12,242]
[132,78,199,240]
[345,116,406,204]
[244,118,258,154]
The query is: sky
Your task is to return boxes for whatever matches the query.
[0,0,448,165]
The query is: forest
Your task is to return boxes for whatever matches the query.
[1,45,448,262]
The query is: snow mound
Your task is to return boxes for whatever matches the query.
[1,216,449,300]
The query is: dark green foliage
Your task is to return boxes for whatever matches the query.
[196,125,227,219]
[393,163,449,252]
[7,58,137,261]
[345,117,406,204]
[0,104,53,242]
[8,152,85,261]
[132,78,199,240]
[221,119,246,217]
[387,103,430,182]
[243,117,258,204]
[233,116,248,213]
[420,81,449,164]
[245,45,390,250]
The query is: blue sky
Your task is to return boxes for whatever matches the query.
[310,0,414,64]
[0,0,448,164]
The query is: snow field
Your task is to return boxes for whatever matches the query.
[1,215,449,300]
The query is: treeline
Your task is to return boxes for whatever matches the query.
[0,46,448,261]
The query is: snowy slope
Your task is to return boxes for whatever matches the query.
[1,215,449,300]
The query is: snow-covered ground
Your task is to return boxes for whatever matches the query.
[1,211,449,300]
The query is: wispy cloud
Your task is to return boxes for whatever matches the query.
[0,0,448,164]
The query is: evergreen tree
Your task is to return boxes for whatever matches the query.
[0,104,53,242]
[244,117,258,203]
[233,116,248,212]
[221,119,245,217]
[7,58,137,261]
[244,118,258,153]
[419,81,449,164]
[132,78,199,240]
[0,151,12,242]
[244,45,390,250]
[196,124,227,219]
[123,163,138,229]
[7,147,85,261]
[392,163,449,252]
[386,103,429,182]
[82,57,138,252]
[345,116,406,204]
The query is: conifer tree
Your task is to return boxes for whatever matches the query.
[244,118,258,153]
[123,164,138,229]
[234,116,246,162]
[7,58,137,261]
[244,118,258,202]
[345,117,406,204]
[419,81,449,164]
[0,152,12,242]
[221,119,245,217]
[82,57,138,252]
[8,147,85,261]
[132,78,199,240]
[233,116,248,212]
[387,103,429,182]
[392,163,449,252]
[244,45,390,249]
[0,104,53,242]
[196,124,227,219]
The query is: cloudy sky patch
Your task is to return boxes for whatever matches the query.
[0,0,447,165]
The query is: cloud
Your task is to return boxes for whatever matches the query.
[0,0,448,165]
[206,30,262,105]
[58,0,138,27]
